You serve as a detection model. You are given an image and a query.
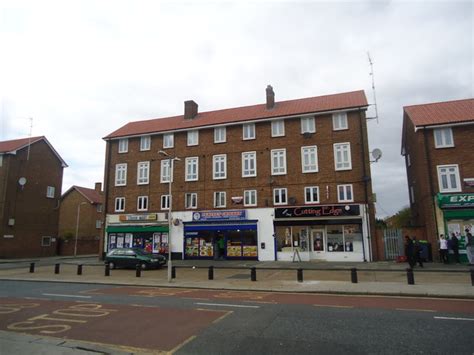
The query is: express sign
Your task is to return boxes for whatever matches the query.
[438,193,474,208]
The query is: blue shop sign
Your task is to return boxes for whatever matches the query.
[192,210,247,221]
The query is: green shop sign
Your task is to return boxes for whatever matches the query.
[437,193,474,209]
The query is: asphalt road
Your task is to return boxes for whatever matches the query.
[1,280,473,354]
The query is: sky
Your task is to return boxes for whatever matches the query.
[1,0,472,218]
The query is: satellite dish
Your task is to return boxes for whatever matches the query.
[371,148,382,162]
[18,177,27,186]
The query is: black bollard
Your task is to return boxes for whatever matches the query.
[29,262,35,273]
[406,268,415,285]
[105,262,110,276]
[351,268,358,284]
[136,263,141,278]
[470,269,474,286]
[251,267,257,281]
[297,268,303,283]
[172,266,176,279]
[208,266,214,280]
[54,263,60,274]
[77,264,83,275]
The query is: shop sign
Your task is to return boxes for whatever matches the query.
[192,210,247,221]
[119,213,158,222]
[464,178,474,188]
[437,193,474,208]
[274,205,360,219]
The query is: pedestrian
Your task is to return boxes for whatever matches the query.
[450,232,460,264]
[404,235,415,268]
[217,237,225,260]
[413,236,423,267]
[465,231,474,265]
[439,234,449,264]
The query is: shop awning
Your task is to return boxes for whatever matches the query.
[106,225,169,233]
[443,209,474,219]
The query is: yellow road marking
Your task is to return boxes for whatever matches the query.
[212,310,233,324]
[168,335,197,354]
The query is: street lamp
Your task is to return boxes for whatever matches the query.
[158,150,181,282]
[74,201,88,257]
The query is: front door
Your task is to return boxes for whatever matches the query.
[310,229,326,259]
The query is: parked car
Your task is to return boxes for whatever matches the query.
[105,248,167,270]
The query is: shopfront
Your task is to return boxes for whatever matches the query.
[183,210,258,260]
[274,205,370,262]
[436,193,474,263]
[105,213,169,255]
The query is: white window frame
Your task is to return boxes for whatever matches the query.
[96,204,103,213]
[213,154,227,180]
[161,195,170,210]
[434,127,454,148]
[41,236,51,247]
[271,149,287,175]
[437,164,461,193]
[46,186,55,198]
[304,186,320,204]
[185,157,199,181]
[137,196,149,211]
[115,163,127,186]
[163,133,174,148]
[301,146,319,173]
[242,151,257,177]
[332,112,348,130]
[243,123,256,140]
[271,120,285,137]
[244,190,257,207]
[337,184,354,203]
[185,193,198,209]
[140,136,151,151]
[214,127,226,143]
[118,138,128,153]
[273,188,288,205]
[301,117,316,134]
[334,143,352,171]
[137,161,150,185]
[161,160,171,183]
[115,197,125,212]
[214,191,226,208]
[187,130,199,146]
[95,220,102,229]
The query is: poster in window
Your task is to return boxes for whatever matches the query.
[124,233,132,248]
[153,233,161,253]
[116,236,124,248]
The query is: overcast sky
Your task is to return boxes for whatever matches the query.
[1,0,472,218]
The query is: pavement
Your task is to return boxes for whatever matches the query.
[1,255,473,299]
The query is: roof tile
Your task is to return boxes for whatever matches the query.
[404,98,474,127]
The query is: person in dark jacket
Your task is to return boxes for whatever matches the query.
[412,236,423,267]
[450,233,460,264]
[404,235,415,268]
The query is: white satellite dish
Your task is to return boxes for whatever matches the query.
[371,148,382,162]
[18,177,27,186]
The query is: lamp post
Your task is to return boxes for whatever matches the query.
[74,202,88,257]
[159,150,181,282]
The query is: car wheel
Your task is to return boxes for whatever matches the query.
[140,262,147,270]
[108,262,115,269]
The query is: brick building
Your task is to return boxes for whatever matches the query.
[0,136,67,258]
[401,98,474,262]
[58,183,104,256]
[103,86,376,262]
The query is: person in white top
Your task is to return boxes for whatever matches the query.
[439,234,448,264]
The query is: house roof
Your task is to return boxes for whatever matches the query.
[0,136,68,167]
[62,185,103,204]
[104,90,368,139]
[404,98,474,127]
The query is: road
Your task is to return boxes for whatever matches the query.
[0,280,473,354]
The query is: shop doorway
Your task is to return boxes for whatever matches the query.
[310,229,326,259]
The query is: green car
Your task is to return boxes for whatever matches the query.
[105,248,167,270]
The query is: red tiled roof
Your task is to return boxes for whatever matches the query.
[0,136,44,153]
[105,90,368,139]
[404,98,474,127]
[63,186,103,204]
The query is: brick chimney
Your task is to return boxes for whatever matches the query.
[184,100,198,119]
[266,85,275,109]
[95,182,102,192]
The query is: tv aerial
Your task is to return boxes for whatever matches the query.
[367,52,379,123]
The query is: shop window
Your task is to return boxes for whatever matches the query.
[161,195,170,210]
[244,190,257,206]
[214,191,226,208]
[337,184,353,202]
[437,164,461,193]
[326,225,362,253]
[163,133,174,148]
[185,232,214,258]
[187,130,199,146]
[271,120,285,137]
[273,188,287,205]
[115,163,127,186]
[275,226,308,252]
[332,112,348,130]
[185,157,199,181]
[140,135,151,151]
[301,117,315,133]
[301,146,318,173]
[271,149,286,175]
[115,197,125,212]
[41,236,51,246]
[334,143,352,171]
[227,230,258,258]
[118,138,128,153]
[434,127,454,148]
[243,123,256,140]
[214,127,226,143]
[137,196,148,211]
[137,161,150,185]
[185,193,197,209]
[305,186,319,204]
[242,151,257,177]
